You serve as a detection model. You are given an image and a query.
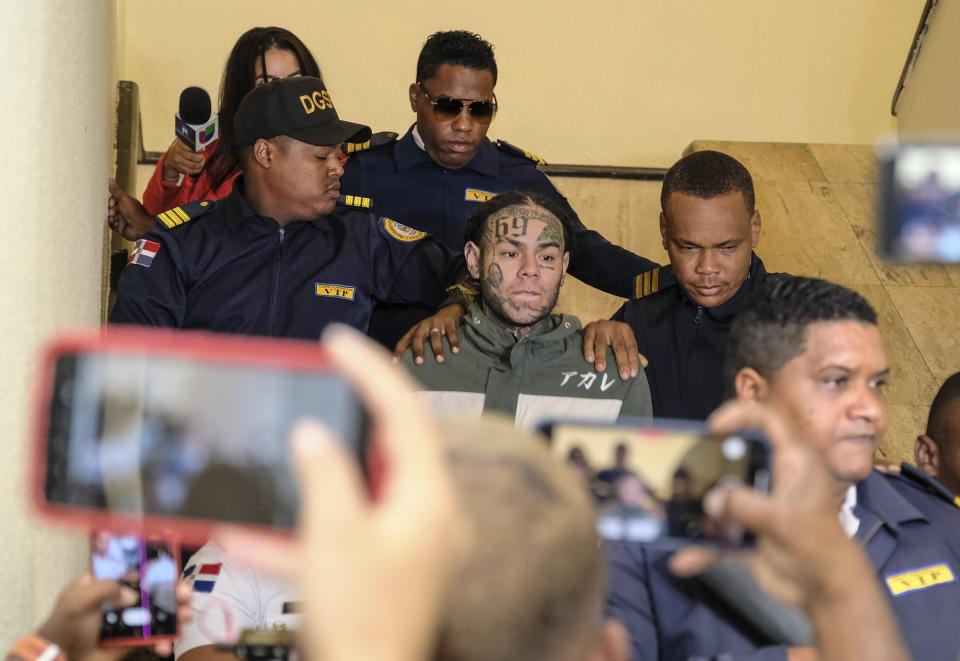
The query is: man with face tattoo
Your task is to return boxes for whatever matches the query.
[400,190,653,429]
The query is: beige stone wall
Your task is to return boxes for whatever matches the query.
[0,1,115,648]
[896,0,960,135]
[121,0,923,170]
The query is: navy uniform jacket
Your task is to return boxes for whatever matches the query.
[612,255,785,421]
[110,181,464,339]
[340,127,663,346]
[605,469,960,661]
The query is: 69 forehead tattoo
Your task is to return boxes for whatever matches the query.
[485,204,564,247]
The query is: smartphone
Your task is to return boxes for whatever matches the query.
[32,329,368,544]
[877,142,960,262]
[541,419,770,546]
[90,531,180,646]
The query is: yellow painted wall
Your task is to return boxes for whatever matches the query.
[121,0,923,170]
[896,1,960,135]
[0,1,115,648]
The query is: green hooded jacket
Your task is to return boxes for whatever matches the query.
[402,304,653,428]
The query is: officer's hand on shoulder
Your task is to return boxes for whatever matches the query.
[582,320,647,380]
[107,179,155,242]
[393,304,466,365]
[29,573,192,661]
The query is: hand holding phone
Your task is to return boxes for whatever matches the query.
[543,419,770,546]
[209,326,468,661]
[31,329,368,544]
[90,532,180,646]
[32,571,191,657]
[668,401,911,661]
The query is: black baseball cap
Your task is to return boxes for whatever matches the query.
[234,76,371,148]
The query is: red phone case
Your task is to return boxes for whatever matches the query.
[91,531,183,647]
[29,327,341,546]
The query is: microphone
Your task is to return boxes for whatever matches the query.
[175,87,219,152]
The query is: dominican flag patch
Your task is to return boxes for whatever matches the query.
[190,563,222,593]
[128,239,161,268]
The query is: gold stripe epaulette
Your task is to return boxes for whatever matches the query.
[345,140,371,154]
[155,200,212,230]
[341,194,372,209]
[634,267,662,299]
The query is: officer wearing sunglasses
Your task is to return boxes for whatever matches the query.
[340,30,668,350]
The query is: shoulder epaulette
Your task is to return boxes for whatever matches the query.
[633,265,676,299]
[496,139,547,165]
[337,194,373,210]
[897,462,960,508]
[155,199,215,230]
[345,131,398,154]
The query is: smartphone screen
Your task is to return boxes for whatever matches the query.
[878,144,960,262]
[91,532,178,643]
[547,421,769,545]
[44,350,366,530]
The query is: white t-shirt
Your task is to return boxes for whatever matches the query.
[175,541,299,658]
[838,484,860,538]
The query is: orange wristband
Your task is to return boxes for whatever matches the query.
[8,635,66,661]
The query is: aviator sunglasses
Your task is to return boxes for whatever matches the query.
[417,82,498,124]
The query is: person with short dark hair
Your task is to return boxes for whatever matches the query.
[915,372,960,499]
[340,30,664,349]
[659,150,757,217]
[607,277,960,661]
[594,150,786,420]
[415,29,499,94]
[595,443,636,497]
[402,190,652,428]
[110,76,463,339]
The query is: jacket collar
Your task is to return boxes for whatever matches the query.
[676,252,768,322]
[224,178,261,227]
[393,125,500,177]
[854,470,929,571]
[462,303,581,354]
[225,177,335,233]
[855,470,929,533]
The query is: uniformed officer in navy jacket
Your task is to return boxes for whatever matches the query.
[606,277,960,661]
[110,76,463,339]
[339,30,664,347]
[598,149,786,420]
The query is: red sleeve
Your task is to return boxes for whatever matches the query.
[141,141,238,215]
[142,153,187,215]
